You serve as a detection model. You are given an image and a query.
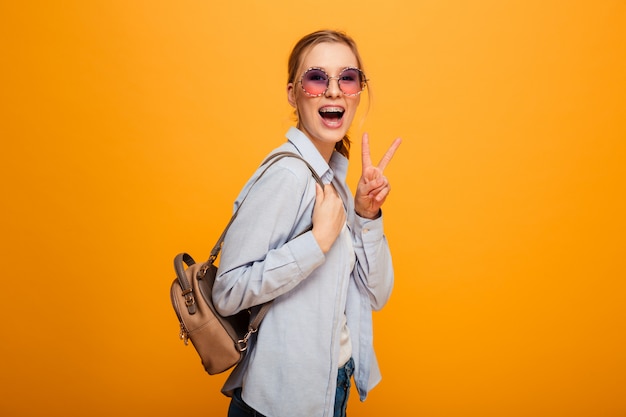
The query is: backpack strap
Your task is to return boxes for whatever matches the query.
[207,152,324,261]
[209,152,325,330]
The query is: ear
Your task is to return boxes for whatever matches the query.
[287,83,297,108]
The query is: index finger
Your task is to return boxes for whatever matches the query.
[361,132,372,170]
[377,137,402,171]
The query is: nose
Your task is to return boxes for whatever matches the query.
[325,76,342,98]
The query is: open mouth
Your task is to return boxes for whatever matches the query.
[319,107,344,123]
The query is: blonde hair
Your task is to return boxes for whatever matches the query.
[287,30,367,159]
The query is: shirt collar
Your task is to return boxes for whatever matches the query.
[285,127,349,184]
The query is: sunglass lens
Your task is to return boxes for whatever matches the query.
[338,68,362,95]
[302,69,328,96]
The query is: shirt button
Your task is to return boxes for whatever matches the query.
[363,228,370,234]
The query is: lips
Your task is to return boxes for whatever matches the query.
[318,106,345,127]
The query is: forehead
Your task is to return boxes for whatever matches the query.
[300,42,359,74]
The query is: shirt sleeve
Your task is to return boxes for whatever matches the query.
[349,211,395,311]
[213,163,325,316]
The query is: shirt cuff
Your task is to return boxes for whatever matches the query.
[352,211,385,242]
[287,230,326,277]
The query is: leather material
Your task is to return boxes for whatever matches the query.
[171,253,252,374]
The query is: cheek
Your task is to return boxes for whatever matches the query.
[293,97,320,126]
[345,97,361,116]
[295,95,319,114]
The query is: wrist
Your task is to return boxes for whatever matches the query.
[355,208,381,220]
[312,229,332,253]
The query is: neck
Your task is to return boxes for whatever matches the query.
[296,125,337,162]
[315,143,334,163]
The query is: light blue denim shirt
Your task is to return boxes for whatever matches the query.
[213,127,394,417]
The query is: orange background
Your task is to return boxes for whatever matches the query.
[1,1,625,416]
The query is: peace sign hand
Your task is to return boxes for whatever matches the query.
[355,133,402,219]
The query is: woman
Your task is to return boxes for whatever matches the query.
[213,29,402,417]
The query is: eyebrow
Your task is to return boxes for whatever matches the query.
[302,66,360,74]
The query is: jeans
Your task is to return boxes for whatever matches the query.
[334,357,354,417]
[227,358,355,417]
[228,387,266,417]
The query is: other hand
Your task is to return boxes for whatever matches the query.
[312,183,346,253]
[355,133,402,219]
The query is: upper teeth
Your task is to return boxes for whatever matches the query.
[320,107,343,113]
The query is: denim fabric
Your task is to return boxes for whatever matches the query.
[227,358,355,417]
[228,388,266,417]
[334,358,355,417]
